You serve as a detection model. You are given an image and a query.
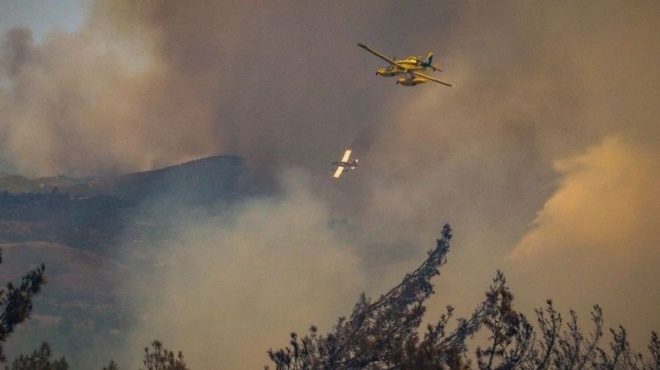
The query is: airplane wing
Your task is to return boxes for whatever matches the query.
[341,149,352,163]
[412,70,454,87]
[358,43,408,70]
[333,166,344,178]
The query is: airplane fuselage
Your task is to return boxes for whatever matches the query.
[376,58,430,77]
[332,160,358,169]
[331,158,358,178]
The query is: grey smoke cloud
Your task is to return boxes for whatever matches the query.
[1,0,659,367]
[128,171,366,369]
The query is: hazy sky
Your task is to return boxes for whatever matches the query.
[0,0,86,41]
[1,1,659,369]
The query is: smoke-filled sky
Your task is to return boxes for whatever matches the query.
[1,1,659,369]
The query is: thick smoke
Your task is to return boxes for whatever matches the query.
[1,0,659,368]
[127,171,366,369]
[506,136,660,343]
[0,2,224,176]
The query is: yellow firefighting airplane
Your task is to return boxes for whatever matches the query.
[357,43,453,87]
[332,149,358,179]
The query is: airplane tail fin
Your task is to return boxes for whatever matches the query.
[423,52,434,66]
[424,52,443,71]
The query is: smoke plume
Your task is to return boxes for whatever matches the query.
[1,0,659,367]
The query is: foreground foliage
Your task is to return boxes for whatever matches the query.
[2,225,658,369]
[0,249,45,363]
[6,343,67,370]
[267,224,659,370]
[140,341,189,370]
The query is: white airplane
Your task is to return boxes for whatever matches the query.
[332,149,358,179]
[357,43,453,87]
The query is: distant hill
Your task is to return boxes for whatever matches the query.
[0,174,82,194]
[0,154,244,203]
[0,155,244,253]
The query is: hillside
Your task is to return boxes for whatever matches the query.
[0,155,244,253]
[0,241,125,303]
[0,155,245,367]
[0,154,243,202]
